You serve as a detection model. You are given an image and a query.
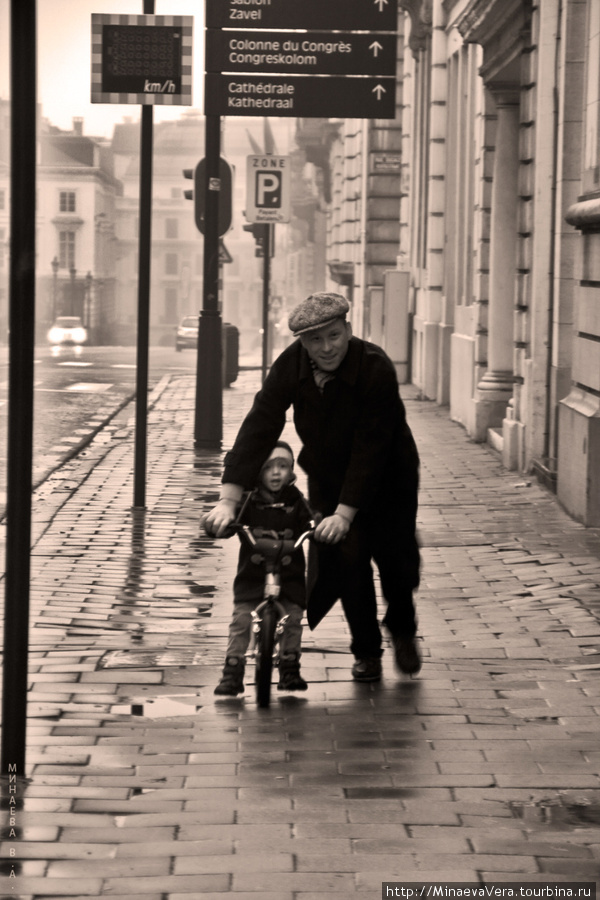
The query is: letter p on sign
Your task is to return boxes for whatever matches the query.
[256,171,281,208]
[246,155,291,224]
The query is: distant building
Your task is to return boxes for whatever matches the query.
[37,116,120,343]
[0,101,326,355]
[112,111,302,354]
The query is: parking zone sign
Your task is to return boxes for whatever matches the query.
[246,155,291,224]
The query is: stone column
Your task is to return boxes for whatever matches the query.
[474,88,519,438]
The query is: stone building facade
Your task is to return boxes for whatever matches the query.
[316,0,598,526]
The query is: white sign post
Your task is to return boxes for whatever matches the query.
[246,155,291,224]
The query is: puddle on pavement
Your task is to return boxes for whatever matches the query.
[113,696,203,718]
[510,799,600,829]
[187,582,216,596]
[189,537,216,555]
[100,648,213,667]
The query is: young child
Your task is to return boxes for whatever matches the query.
[212,441,314,697]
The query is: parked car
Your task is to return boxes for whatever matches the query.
[175,315,198,351]
[174,317,239,386]
[47,316,87,347]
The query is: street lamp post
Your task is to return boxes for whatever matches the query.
[51,256,59,322]
[84,271,93,337]
[69,265,76,316]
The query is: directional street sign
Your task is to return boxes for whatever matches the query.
[204,0,398,119]
[205,73,395,118]
[205,0,398,32]
[205,30,396,77]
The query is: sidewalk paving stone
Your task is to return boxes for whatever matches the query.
[1,372,600,896]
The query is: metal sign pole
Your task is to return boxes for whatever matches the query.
[1,0,37,776]
[194,113,223,448]
[133,0,155,508]
[133,102,153,508]
[261,225,272,384]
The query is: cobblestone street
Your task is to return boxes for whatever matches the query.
[1,371,599,898]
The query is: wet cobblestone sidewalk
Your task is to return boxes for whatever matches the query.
[1,372,599,898]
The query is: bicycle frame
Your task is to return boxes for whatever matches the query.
[236,522,315,707]
[249,596,289,659]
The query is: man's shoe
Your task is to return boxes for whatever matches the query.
[391,636,421,675]
[351,657,382,683]
[214,656,245,696]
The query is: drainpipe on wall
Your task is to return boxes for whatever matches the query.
[544,0,561,466]
[358,118,369,339]
[532,0,561,490]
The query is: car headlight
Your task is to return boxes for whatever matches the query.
[72,328,86,343]
[48,328,62,343]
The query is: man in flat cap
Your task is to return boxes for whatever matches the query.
[205,291,421,682]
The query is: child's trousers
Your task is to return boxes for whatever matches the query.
[225,599,304,659]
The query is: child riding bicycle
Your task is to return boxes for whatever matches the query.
[209,441,314,697]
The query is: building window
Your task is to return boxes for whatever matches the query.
[165,218,178,239]
[0,228,5,269]
[59,191,76,213]
[171,187,182,199]
[59,231,76,269]
[446,45,477,306]
[584,1,600,193]
[0,190,5,210]
[165,252,178,276]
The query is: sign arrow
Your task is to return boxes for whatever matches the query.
[369,41,384,57]
[373,84,387,100]
[375,0,389,10]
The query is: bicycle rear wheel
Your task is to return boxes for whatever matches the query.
[255,604,277,708]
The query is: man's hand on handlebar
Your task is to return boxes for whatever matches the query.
[204,499,237,537]
[315,513,351,545]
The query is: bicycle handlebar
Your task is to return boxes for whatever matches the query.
[234,521,316,552]
[292,526,317,551]
[202,517,317,569]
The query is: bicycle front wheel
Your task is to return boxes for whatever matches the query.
[255,604,277,709]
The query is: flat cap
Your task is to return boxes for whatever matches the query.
[288,292,349,336]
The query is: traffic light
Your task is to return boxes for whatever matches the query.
[182,168,194,202]
[243,222,267,254]
[243,223,274,258]
[183,158,233,236]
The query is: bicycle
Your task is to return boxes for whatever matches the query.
[233,521,315,709]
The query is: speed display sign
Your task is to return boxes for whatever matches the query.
[91,14,193,106]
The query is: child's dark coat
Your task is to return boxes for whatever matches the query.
[233,484,313,608]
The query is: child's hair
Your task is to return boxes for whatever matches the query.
[269,440,294,464]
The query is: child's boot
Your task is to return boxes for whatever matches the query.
[278,653,308,691]
[214,656,245,696]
